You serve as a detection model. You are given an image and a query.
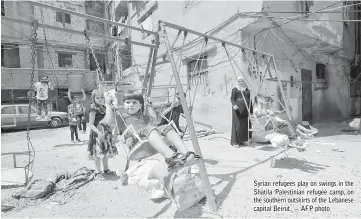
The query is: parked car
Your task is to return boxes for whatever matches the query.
[1,104,68,130]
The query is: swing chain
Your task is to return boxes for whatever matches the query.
[84,30,105,83]
[27,20,38,141]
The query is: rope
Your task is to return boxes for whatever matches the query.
[191,37,209,108]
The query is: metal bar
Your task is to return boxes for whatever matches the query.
[160,20,272,57]
[267,78,327,85]
[271,59,293,120]
[147,47,158,98]
[2,16,157,49]
[142,48,154,95]
[161,23,218,212]
[1,67,96,72]
[28,0,156,35]
[13,154,16,168]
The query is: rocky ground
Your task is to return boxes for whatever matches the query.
[1,120,360,218]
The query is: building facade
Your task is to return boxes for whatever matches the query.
[1,0,113,112]
[115,0,359,132]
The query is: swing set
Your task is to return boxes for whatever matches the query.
[2,1,294,211]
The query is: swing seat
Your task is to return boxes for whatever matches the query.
[128,140,157,161]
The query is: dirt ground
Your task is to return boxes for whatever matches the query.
[1,120,361,218]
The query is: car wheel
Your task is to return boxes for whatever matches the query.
[49,117,62,128]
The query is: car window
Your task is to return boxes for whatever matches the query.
[1,106,16,114]
[18,106,37,114]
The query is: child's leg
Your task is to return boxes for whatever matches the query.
[70,126,75,141]
[37,100,42,116]
[43,100,48,116]
[164,129,188,155]
[76,115,82,131]
[147,129,176,158]
[81,115,87,131]
[94,159,102,172]
[74,127,80,141]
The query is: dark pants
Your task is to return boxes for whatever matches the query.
[76,114,86,131]
[70,125,79,141]
[37,99,48,116]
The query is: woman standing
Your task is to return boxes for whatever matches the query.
[230,76,252,147]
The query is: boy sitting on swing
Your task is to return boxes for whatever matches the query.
[116,91,200,169]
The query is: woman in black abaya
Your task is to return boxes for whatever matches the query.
[230,76,252,147]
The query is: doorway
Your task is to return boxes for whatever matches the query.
[301,69,312,122]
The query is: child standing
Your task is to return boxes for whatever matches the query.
[68,101,81,143]
[116,92,200,169]
[34,76,54,120]
[68,89,87,133]
[87,89,118,180]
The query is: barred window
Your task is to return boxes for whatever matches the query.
[187,55,209,86]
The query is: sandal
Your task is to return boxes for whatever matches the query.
[165,152,183,169]
[181,151,201,163]
[95,172,105,180]
[104,169,116,175]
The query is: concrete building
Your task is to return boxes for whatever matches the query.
[1,0,112,112]
[114,0,360,132]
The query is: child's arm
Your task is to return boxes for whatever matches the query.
[81,89,86,101]
[89,111,103,138]
[48,82,54,90]
[68,89,73,102]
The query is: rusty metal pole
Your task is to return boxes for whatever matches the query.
[160,21,218,212]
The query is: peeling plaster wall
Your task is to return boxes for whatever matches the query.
[127,1,263,132]
[242,26,351,123]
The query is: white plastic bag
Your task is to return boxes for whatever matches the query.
[269,133,290,147]
[349,118,360,130]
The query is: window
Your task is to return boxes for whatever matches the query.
[1,106,16,114]
[1,0,5,16]
[86,19,105,34]
[1,44,21,68]
[300,0,314,17]
[85,1,104,18]
[89,53,106,72]
[18,106,36,114]
[58,53,73,67]
[187,55,209,86]
[56,12,71,24]
[315,63,328,89]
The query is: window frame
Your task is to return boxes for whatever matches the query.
[1,43,21,68]
[58,53,73,68]
[187,55,209,86]
[1,106,16,114]
[315,63,328,90]
[18,106,36,114]
[56,11,71,25]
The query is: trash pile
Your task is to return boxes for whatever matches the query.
[2,167,94,213]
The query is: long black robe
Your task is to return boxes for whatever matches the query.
[230,87,252,146]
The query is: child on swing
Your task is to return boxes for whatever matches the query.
[117,91,201,169]
[34,76,54,120]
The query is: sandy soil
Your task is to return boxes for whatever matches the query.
[1,121,361,218]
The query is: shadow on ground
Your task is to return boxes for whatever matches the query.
[272,157,329,173]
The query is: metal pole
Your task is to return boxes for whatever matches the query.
[28,0,156,36]
[160,20,272,57]
[2,16,157,49]
[147,35,160,99]
[160,22,218,212]
[142,48,155,95]
[271,58,293,121]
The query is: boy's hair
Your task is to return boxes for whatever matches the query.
[123,91,144,112]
